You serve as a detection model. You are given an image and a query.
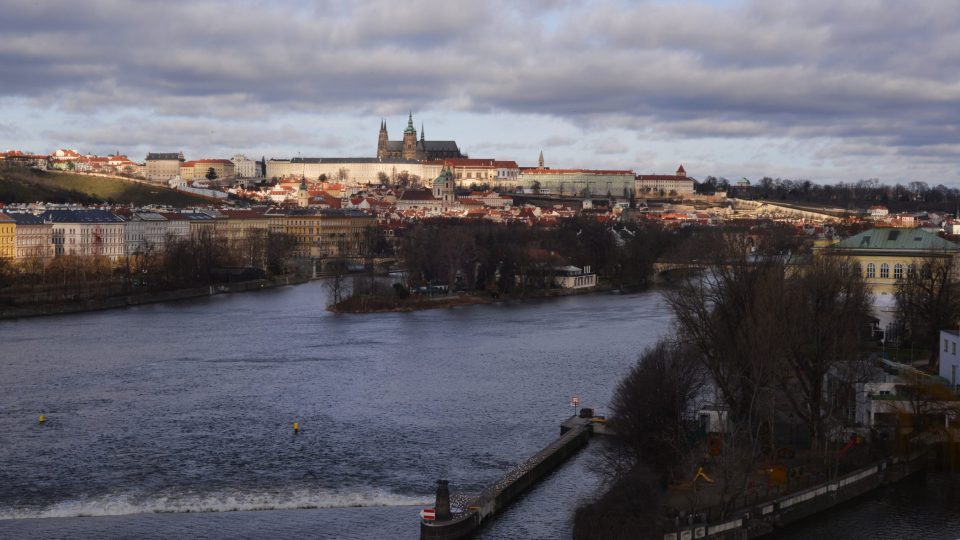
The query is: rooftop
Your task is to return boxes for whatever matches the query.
[835,228,960,252]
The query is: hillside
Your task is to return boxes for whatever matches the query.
[0,168,218,207]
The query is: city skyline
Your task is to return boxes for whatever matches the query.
[2,0,960,183]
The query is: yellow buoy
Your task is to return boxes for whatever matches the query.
[39,414,45,424]
[293,422,300,434]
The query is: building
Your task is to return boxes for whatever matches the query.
[432,167,457,207]
[41,209,126,260]
[518,168,635,197]
[826,357,956,428]
[180,159,235,182]
[5,212,53,260]
[157,212,192,241]
[145,152,185,182]
[940,329,960,391]
[0,150,49,168]
[636,165,695,197]
[430,158,520,188]
[0,213,14,259]
[265,157,443,187]
[825,228,960,295]
[124,212,169,256]
[551,265,597,289]
[267,208,376,257]
[219,208,270,248]
[376,113,465,161]
[230,154,259,179]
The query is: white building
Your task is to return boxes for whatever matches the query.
[552,265,597,289]
[266,157,443,187]
[231,154,259,179]
[827,357,957,428]
[41,209,127,261]
[635,165,695,197]
[124,212,169,256]
[940,329,960,391]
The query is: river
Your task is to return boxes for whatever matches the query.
[0,281,956,539]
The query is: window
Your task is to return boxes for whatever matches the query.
[866,263,876,278]
[852,262,862,276]
[894,263,904,279]
[946,339,950,352]
[880,263,889,278]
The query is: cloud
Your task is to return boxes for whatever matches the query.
[1,0,960,182]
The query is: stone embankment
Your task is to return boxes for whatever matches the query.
[665,450,932,540]
[0,275,308,320]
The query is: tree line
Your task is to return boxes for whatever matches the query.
[0,230,298,306]
[574,229,960,539]
[397,217,679,296]
[700,176,960,212]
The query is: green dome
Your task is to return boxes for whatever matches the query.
[433,168,453,186]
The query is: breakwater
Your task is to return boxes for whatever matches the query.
[421,417,597,540]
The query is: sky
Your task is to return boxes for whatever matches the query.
[2,0,959,184]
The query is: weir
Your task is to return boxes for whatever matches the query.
[420,416,603,540]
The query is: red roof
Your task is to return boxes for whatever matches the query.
[399,190,437,201]
[520,168,634,175]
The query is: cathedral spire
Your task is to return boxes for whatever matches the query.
[420,122,425,142]
[404,111,416,135]
[538,150,545,169]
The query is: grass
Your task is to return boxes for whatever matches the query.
[0,167,216,207]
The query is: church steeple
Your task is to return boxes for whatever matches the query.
[420,122,425,142]
[402,111,418,159]
[538,150,545,169]
[377,118,389,159]
[405,111,416,135]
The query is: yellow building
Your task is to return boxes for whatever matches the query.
[0,213,15,259]
[180,159,235,182]
[220,209,270,246]
[266,208,376,257]
[6,212,53,260]
[825,228,960,296]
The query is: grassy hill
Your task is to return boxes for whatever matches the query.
[0,168,218,207]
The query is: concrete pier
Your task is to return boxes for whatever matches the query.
[420,416,598,540]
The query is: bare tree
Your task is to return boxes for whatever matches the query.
[895,255,960,368]
[778,256,872,450]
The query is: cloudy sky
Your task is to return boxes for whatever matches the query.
[2,0,959,183]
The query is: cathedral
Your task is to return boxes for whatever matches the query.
[377,113,465,161]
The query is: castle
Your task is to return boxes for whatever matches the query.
[377,113,465,161]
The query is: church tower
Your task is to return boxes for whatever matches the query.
[377,119,389,159]
[538,150,545,169]
[433,165,456,206]
[402,112,418,160]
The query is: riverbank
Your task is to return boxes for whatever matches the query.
[328,282,621,313]
[0,275,309,320]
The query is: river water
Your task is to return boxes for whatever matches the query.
[0,282,956,539]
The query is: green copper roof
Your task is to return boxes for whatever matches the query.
[404,112,416,134]
[433,167,453,186]
[836,228,960,252]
